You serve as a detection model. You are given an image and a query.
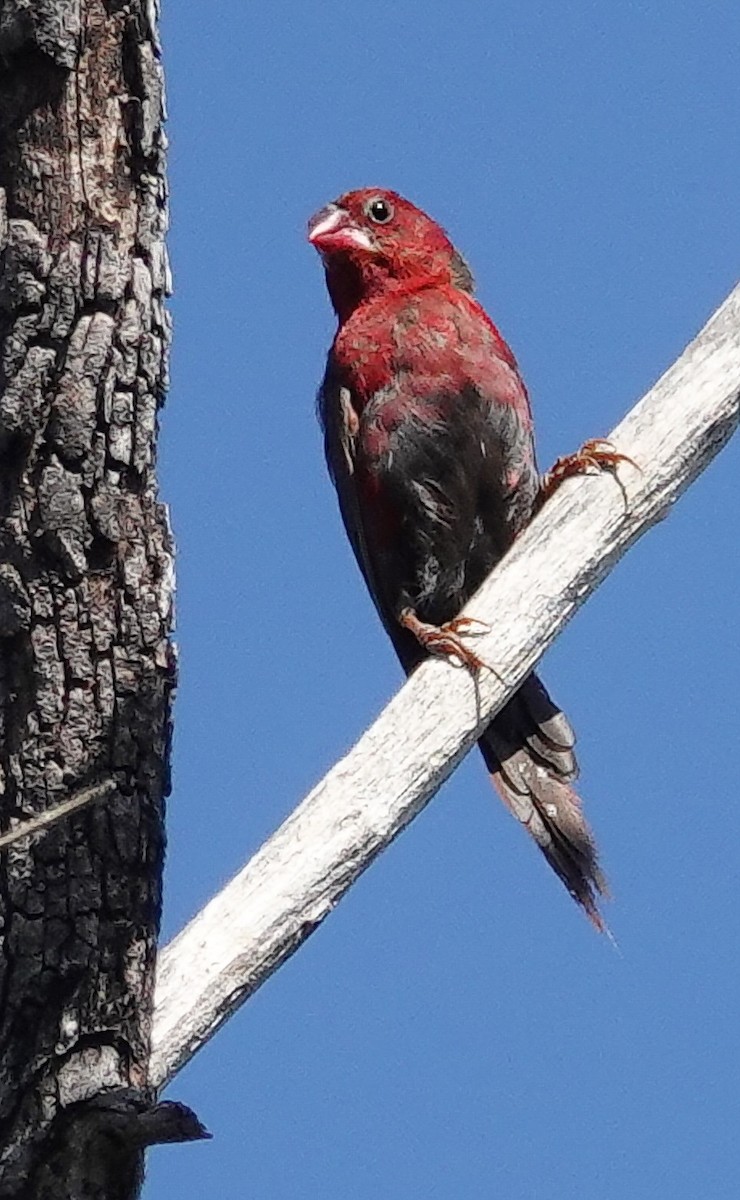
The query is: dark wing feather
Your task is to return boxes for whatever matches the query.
[318,358,400,646]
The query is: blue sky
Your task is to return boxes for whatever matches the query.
[144,3,739,1197]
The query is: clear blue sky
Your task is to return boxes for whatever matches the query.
[145,3,739,1197]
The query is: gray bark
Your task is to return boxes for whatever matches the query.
[0,2,205,1196]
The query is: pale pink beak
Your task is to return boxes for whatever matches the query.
[307,204,375,254]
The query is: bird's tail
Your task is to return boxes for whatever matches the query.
[478,673,608,929]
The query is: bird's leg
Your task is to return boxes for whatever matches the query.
[537,438,639,509]
[399,608,490,671]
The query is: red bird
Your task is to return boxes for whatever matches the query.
[308,187,609,927]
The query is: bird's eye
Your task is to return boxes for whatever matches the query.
[365,197,394,224]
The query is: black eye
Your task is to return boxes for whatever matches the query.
[365,197,394,224]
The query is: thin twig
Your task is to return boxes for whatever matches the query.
[0,780,117,852]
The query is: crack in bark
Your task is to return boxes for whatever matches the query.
[0,3,186,1196]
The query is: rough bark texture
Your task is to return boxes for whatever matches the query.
[0,2,198,1195]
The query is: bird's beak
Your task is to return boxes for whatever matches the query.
[307,204,375,254]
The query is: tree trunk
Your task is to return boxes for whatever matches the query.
[0,3,203,1195]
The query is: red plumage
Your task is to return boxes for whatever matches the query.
[309,187,606,927]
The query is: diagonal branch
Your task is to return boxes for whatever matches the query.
[0,781,116,853]
[150,283,740,1092]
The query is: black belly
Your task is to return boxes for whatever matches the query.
[367,400,513,628]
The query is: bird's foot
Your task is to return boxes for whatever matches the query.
[399,609,490,671]
[538,439,638,507]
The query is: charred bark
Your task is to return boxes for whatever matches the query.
[0,2,203,1195]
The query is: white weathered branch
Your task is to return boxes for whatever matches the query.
[150,284,740,1092]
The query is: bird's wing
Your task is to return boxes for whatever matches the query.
[318,358,404,650]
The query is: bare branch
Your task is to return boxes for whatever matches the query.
[150,283,740,1092]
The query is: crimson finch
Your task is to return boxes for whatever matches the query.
[309,188,607,927]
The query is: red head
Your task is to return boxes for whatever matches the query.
[307,188,473,321]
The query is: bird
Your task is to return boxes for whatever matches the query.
[308,187,619,928]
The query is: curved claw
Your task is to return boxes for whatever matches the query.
[447,615,490,637]
[399,609,490,671]
[539,437,639,505]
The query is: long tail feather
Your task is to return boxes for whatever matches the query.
[479,674,608,929]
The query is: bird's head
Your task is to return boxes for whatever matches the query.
[308,188,473,320]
